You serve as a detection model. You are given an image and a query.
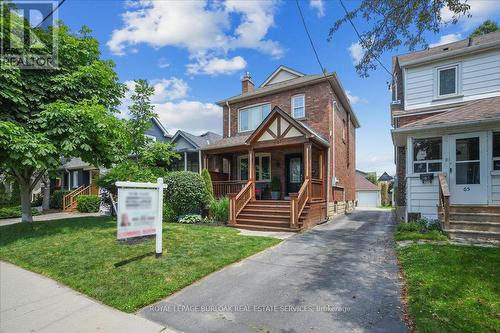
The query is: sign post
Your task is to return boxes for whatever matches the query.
[115,178,166,258]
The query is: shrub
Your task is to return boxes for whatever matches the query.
[397,218,443,234]
[162,202,176,222]
[178,214,203,224]
[201,168,214,204]
[164,171,207,217]
[50,190,71,209]
[0,206,40,219]
[397,222,423,233]
[76,195,100,213]
[208,197,229,223]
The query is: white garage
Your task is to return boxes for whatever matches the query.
[356,174,380,208]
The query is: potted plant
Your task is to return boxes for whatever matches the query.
[270,176,281,200]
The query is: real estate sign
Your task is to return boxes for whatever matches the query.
[117,188,158,240]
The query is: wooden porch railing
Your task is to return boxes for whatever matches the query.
[290,179,310,229]
[213,180,246,198]
[63,184,96,212]
[228,181,254,225]
[311,178,323,200]
[438,173,450,229]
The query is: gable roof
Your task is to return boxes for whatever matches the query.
[246,106,329,147]
[378,172,393,182]
[260,65,305,87]
[356,174,379,191]
[171,130,222,149]
[151,117,171,138]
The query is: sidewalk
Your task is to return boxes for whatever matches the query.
[0,212,102,227]
[0,261,167,333]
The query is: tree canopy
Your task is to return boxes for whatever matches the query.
[470,20,499,38]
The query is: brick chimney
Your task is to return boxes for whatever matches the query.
[241,71,254,94]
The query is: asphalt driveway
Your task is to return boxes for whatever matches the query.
[140,209,408,333]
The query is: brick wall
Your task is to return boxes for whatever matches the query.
[393,112,444,128]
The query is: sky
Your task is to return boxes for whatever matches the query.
[51,0,500,176]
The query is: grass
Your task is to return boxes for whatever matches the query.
[0,217,280,312]
[397,244,500,333]
[395,230,448,241]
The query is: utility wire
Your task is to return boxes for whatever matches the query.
[35,0,66,28]
[338,0,393,78]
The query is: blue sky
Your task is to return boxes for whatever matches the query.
[55,0,500,176]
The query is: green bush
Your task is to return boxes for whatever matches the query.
[178,214,203,224]
[50,190,71,209]
[162,203,176,222]
[397,222,423,233]
[76,195,100,213]
[0,206,40,219]
[208,197,229,223]
[201,168,214,204]
[164,171,207,217]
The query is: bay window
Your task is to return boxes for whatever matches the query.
[412,137,442,173]
[239,103,271,132]
[238,153,271,181]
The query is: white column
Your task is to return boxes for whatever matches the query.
[198,150,202,174]
[184,152,188,171]
[156,177,163,258]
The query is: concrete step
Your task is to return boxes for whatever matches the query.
[230,224,299,232]
[449,205,500,214]
[449,221,500,232]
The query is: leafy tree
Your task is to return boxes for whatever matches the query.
[470,20,499,38]
[365,173,378,185]
[0,6,127,222]
[140,141,180,168]
[329,0,471,76]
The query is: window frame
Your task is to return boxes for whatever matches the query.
[493,132,500,171]
[411,137,443,174]
[237,153,272,182]
[291,94,305,119]
[435,64,460,99]
[238,102,271,133]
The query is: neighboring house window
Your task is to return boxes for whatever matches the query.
[437,65,458,97]
[493,132,500,170]
[238,153,271,181]
[291,94,305,118]
[412,137,442,173]
[239,103,271,132]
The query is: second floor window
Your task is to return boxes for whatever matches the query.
[437,65,458,97]
[239,103,271,132]
[412,137,442,173]
[292,94,305,118]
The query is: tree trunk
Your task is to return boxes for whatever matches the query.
[41,172,50,211]
[19,181,33,223]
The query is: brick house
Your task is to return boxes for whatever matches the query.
[391,31,500,240]
[201,66,359,231]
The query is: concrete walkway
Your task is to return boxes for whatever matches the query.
[0,212,102,226]
[140,209,407,333]
[0,261,166,333]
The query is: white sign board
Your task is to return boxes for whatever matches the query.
[117,188,158,240]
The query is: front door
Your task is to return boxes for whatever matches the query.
[449,132,487,204]
[285,154,303,196]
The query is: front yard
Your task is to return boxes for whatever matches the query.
[397,244,500,333]
[0,217,280,312]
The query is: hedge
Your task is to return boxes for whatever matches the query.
[0,206,40,219]
[50,190,71,209]
[76,195,100,213]
[164,171,208,218]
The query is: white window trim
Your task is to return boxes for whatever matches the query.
[291,94,305,119]
[237,153,272,182]
[411,137,443,174]
[435,63,461,100]
[238,102,271,133]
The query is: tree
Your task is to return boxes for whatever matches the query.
[201,168,215,204]
[329,0,471,77]
[470,20,499,38]
[365,173,378,185]
[0,6,127,222]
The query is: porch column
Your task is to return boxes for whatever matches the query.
[248,149,255,199]
[198,150,202,174]
[304,142,312,197]
[202,153,209,170]
[184,152,188,171]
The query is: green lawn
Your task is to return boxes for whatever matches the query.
[0,217,280,312]
[395,230,448,241]
[398,244,500,333]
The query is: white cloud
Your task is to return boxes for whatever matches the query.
[429,33,462,47]
[345,90,367,105]
[348,41,365,64]
[357,154,395,176]
[108,0,282,74]
[309,0,325,17]
[187,56,247,76]
[440,0,500,30]
[158,58,170,69]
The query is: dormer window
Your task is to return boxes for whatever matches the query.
[437,65,458,97]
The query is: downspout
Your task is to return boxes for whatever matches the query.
[226,101,231,138]
[331,101,337,201]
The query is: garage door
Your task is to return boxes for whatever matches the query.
[357,191,379,208]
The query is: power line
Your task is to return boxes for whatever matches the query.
[338,0,393,78]
[35,0,67,28]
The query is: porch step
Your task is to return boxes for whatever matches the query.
[231,224,300,232]
[445,229,500,242]
[237,213,290,223]
[448,221,500,232]
[449,212,500,223]
[236,218,291,228]
[449,205,500,214]
[242,208,290,215]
